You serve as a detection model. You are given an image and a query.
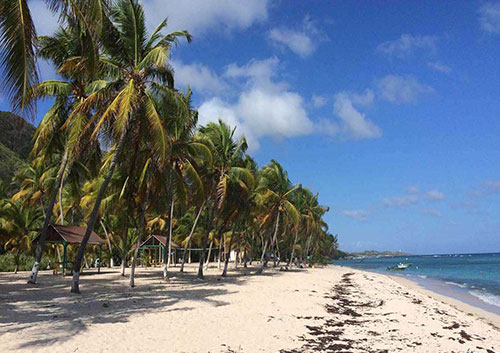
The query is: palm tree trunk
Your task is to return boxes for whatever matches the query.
[14,251,20,274]
[257,212,280,274]
[198,202,215,279]
[217,235,222,269]
[222,218,239,277]
[167,198,174,268]
[130,192,149,288]
[288,228,299,268]
[100,219,114,267]
[28,146,69,284]
[180,202,204,272]
[121,255,126,276]
[204,239,213,269]
[70,122,129,294]
[234,230,241,269]
[58,182,64,224]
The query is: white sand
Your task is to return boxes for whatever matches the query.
[0,264,499,352]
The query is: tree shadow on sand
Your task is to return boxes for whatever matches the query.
[0,265,298,349]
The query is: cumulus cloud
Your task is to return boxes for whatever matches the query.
[383,186,420,207]
[383,186,446,208]
[479,2,500,34]
[198,58,313,151]
[197,61,381,150]
[427,62,452,74]
[425,190,445,201]
[142,0,269,35]
[383,193,419,208]
[421,208,442,217]
[312,95,327,108]
[342,210,369,222]
[377,34,438,58]
[171,60,228,95]
[329,92,381,139]
[377,75,433,104]
[268,15,326,58]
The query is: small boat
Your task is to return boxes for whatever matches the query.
[387,263,412,271]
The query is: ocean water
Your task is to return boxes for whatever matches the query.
[335,253,500,315]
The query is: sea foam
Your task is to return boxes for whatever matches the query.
[469,290,500,308]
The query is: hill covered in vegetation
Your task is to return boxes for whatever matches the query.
[0,111,35,187]
[349,250,411,258]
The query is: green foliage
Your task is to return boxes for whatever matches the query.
[0,252,50,272]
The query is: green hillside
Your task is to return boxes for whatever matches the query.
[0,111,36,159]
[0,111,35,188]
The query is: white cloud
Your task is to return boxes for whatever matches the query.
[421,208,442,217]
[383,194,419,208]
[269,28,315,58]
[383,186,420,207]
[427,62,452,74]
[342,210,369,222]
[377,75,433,104]
[171,60,228,95]
[479,2,500,34]
[425,190,445,201]
[198,61,380,150]
[349,89,375,106]
[470,180,500,197]
[143,0,269,35]
[312,95,327,108]
[383,186,446,208]
[329,92,381,139]
[198,58,313,151]
[377,34,438,58]
[30,0,60,36]
[268,15,326,58]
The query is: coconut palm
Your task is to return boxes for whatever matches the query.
[26,17,105,284]
[195,120,253,279]
[0,201,43,273]
[67,0,191,293]
[255,160,300,274]
[0,0,108,118]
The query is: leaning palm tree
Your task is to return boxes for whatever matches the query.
[195,120,253,279]
[26,18,104,284]
[256,160,299,274]
[69,0,191,293]
[0,0,108,118]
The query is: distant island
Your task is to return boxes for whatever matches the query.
[347,250,412,258]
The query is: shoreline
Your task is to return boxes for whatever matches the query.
[1,264,500,352]
[390,273,500,328]
[336,263,500,323]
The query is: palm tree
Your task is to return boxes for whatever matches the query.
[26,17,105,284]
[69,0,191,293]
[0,201,42,273]
[0,0,108,118]
[195,120,253,279]
[256,160,299,274]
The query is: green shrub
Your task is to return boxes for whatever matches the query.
[0,253,50,272]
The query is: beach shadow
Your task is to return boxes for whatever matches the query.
[0,264,295,349]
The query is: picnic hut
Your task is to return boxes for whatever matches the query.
[139,235,180,265]
[37,224,106,275]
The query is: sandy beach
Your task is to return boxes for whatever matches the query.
[1,264,499,353]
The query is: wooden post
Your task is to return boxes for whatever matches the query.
[62,241,68,276]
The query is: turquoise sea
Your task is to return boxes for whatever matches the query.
[335,253,500,315]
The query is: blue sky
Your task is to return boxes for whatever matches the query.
[1,0,500,254]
